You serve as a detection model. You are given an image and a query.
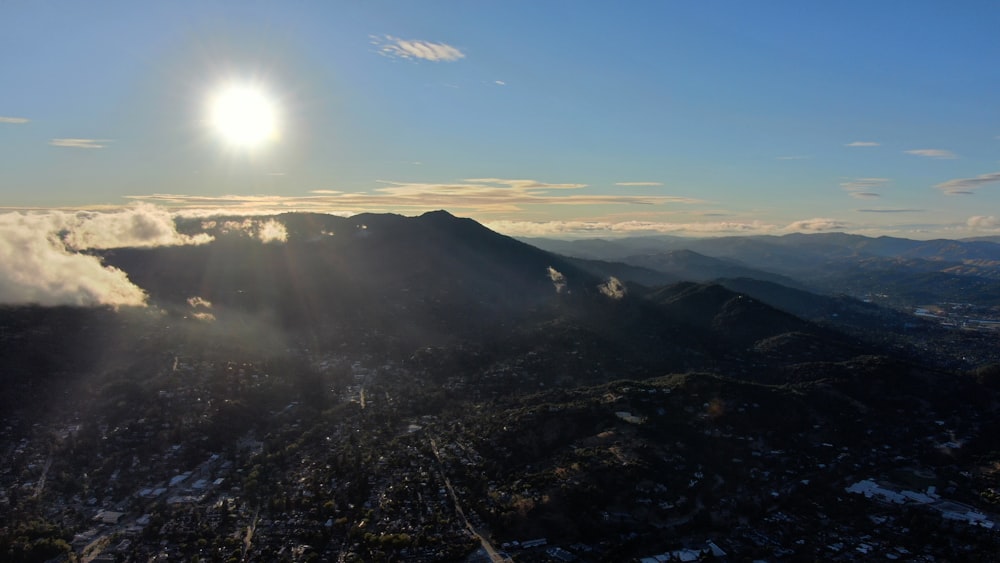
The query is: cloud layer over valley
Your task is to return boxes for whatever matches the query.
[0,205,212,307]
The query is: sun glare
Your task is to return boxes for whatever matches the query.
[208,84,279,150]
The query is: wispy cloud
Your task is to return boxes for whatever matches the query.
[546,266,567,293]
[0,116,29,124]
[486,217,849,237]
[185,297,214,321]
[200,217,289,243]
[776,155,811,160]
[840,177,890,199]
[845,141,880,147]
[372,35,465,62]
[128,177,704,214]
[785,218,847,232]
[256,219,288,243]
[935,171,1000,195]
[614,182,663,187]
[598,277,626,299]
[905,148,957,159]
[494,80,506,86]
[187,296,213,309]
[487,219,771,237]
[50,138,111,149]
[856,208,924,213]
[461,178,587,190]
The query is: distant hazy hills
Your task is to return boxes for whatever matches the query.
[524,232,1000,307]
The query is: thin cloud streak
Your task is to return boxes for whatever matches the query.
[857,208,924,213]
[845,141,880,147]
[615,182,663,187]
[905,148,957,159]
[50,138,111,149]
[0,116,29,124]
[487,219,780,237]
[935,171,1000,195]
[840,177,890,199]
[128,178,705,214]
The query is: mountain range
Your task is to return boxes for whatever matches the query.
[524,232,1000,307]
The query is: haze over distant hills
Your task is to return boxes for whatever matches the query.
[524,231,1000,307]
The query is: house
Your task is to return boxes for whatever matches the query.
[94,510,125,525]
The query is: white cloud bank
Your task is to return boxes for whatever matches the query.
[62,205,212,250]
[0,205,212,307]
[0,214,146,307]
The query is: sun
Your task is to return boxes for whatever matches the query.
[208,84,279,150]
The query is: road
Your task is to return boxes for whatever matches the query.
[241,509,259,561]
[32,452,53,498]
[428,435,511,563]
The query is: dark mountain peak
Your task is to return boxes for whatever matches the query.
[103,211,608,337]
[419,209,457,220]
[275,212,353,240]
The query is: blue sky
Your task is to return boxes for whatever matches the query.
[2,1,1000,238]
